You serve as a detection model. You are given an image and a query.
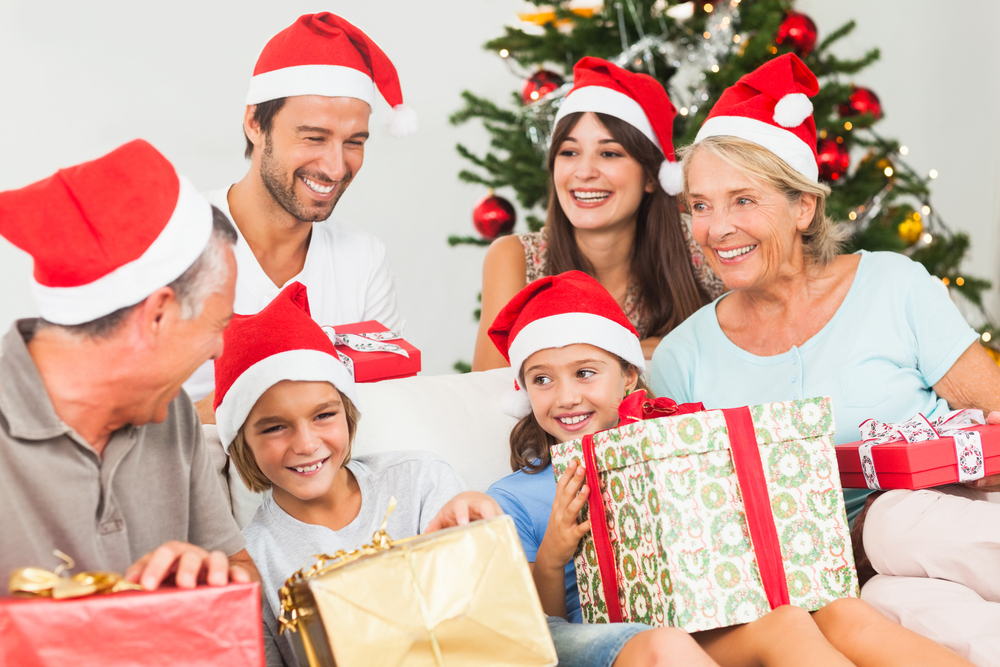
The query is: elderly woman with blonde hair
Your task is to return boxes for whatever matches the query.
[652,54,1000,664]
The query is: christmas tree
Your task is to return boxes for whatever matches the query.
[449,0,997,371]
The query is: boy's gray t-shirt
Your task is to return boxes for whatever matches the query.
[243,450,467,667]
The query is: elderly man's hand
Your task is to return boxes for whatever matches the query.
[425,492,502,533]
[124,541,253,590]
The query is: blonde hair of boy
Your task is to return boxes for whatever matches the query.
[229,391,361,493]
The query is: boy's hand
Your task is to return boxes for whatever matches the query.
[536,460,592,571]
[425,491,502,533]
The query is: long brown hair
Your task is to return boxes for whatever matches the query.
[509,358,650,474]
[545,112,708,337]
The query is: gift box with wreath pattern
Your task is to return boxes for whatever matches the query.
[550,395,858,633]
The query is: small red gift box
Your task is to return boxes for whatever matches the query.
[325,321,421,383]
[0,582,264,667]
[837,412,1000,490]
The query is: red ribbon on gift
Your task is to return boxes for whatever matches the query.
[722,407,790,611]
[617,390,705,426]
[582,398,789,623]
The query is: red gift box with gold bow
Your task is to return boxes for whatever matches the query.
[0,582,264,667]
[836,409,1000,490]
[322,321,421,383]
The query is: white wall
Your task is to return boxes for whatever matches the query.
[0,1,997,374]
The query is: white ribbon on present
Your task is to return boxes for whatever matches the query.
[321,326,409,377]
[857,409,986,490]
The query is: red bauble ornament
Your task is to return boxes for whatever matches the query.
[775,11,818,56]
[522,70,564,104]
[473,193,516,240]
[816,139,850,182]
[838,87,883,121]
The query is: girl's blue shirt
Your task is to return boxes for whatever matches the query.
[488,464,583,623]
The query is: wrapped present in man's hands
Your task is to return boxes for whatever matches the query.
[2,554,263,667]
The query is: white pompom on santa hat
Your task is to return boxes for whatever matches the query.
[0,139,213,325]
[214,282,359,451]
[488,270,646,419]
[246,12,417,138]
[694,53,820,181]
[554,56,683,195]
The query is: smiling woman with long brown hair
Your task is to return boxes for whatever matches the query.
[472,57,723,371]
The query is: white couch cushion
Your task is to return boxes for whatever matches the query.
[209,368,520,529]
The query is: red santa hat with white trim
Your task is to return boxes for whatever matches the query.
[554,56,682,195]
[214,282,358,450]
[247,12,417,138]
[489,270,645,419]
[0,139,213,325]
[694,53,820,181]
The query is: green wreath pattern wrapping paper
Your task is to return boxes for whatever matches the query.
[550,396,858,632]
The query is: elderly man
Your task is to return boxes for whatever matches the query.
[0,139,256,589]
[185,12,416,406]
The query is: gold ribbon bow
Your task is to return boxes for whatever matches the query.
[278,497,399,636]
[8,550,144,600]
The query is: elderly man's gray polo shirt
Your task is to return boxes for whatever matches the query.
[0,320,245,579]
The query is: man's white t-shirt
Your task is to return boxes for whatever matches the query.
[184,187,403,401]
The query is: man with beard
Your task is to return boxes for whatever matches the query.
[185,12,416,405]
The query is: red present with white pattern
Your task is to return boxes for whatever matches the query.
[836,410,1000,490]
[324,321,421,383]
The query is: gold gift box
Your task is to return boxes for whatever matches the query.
[281,514,557,667]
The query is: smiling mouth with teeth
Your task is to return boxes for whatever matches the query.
[572,190,610,202]
[558,414,592,425]
[289,456,330,474]
[717,244,757,259]
[302,177,336,195]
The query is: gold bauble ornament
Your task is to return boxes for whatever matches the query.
[898,211,923,245]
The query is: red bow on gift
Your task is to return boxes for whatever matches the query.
[617,389,705,426]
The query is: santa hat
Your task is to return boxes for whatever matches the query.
[488,270,645,419]
[214,282,358,450]
[246,12,417,138]
[553,57,682,195]
[0,139,213,326]
[694,53,820,181]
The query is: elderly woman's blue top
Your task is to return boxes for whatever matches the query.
[651,250,979,523]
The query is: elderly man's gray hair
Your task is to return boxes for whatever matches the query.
[38,206,238,338]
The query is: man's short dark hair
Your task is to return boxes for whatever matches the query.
[38,206,238,338]
[244,98,288,159]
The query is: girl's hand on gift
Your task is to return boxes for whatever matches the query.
[532,460,591,618]
[538,460,592,570]
[425,492,502,533]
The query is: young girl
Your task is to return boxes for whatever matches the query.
[473,56,723,371]
[486,270,973,667]
[213,282,500,667]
